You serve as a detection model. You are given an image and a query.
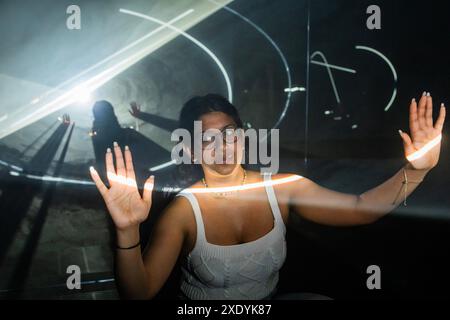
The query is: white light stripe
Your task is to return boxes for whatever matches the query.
[406,134,442,162]
[10,165,23,172]
[104,170,154,191]
[149,159,177,172]
[0,114,8,122]
[284,87,306,93]
[310,51,342,104]
[184,174,304,194]
[8,171,95,185]
[120,8,233,103]
[355,46,398,81]
[386,88,398,113]
[310,60,357,74]
[107,172,137,187]
[25,174,95,185]
[25,10,194,108]
[355,45,398,112]
[0,159,24,171]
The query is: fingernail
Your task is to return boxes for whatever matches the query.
[89,166,95,171]
[412,98,416,103]
[427,92,431,97]
[398,129,403,135]
[107,147,111,153]
[113,141,118,147]
[422,91,426,96]
[442,103,446,109]
[125,145,129,151]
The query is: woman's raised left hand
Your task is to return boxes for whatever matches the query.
[399,92,446,171]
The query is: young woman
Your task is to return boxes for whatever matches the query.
[89,93,445,300]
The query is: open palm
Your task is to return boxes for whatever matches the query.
[89,142,154,231]
[399,92,446,170]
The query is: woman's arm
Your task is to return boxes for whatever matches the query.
[114,199,188,299]
[89,142,187,299]
[285,164,429,227]
[286,92,446,226]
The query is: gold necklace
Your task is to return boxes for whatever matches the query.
[202,169,247,198]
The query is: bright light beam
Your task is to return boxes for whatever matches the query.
[26,10,194,107]
[4,10,195,137]
[184,174,303,194]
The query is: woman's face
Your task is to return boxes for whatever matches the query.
[197,111,244,176]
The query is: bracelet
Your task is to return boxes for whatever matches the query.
[116,241,141,250]
[399,166,424,206]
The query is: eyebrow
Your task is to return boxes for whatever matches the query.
[201,123,236,134]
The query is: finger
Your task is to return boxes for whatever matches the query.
[105,147,116,185]
[434,103,446,132]
[409,98,419,139]
[143,175,155,204]
[89,166,108,197]
[426,93,433,128]
[399,130,415,155]
[417,91,427,130]
[113,141,126,177]
[124,145,136,181]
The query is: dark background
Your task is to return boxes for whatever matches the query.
[0,0,449,299]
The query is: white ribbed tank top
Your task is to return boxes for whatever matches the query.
[176,174,287,300]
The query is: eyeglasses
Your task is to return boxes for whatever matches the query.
[202,125,240,150]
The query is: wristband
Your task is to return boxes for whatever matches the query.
[116,241,141,250]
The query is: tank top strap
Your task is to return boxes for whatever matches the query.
[263,173,284,228]
[176,190,207,244]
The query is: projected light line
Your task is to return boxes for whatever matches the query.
[310,51,342,104]
[8,171,94,185]
[149,159,177,172]
[355,45,398,112]
[310,60,356,74]
[120,8,233,103]
[184,174,304,194]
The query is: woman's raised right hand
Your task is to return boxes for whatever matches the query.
[89,142,154,231]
